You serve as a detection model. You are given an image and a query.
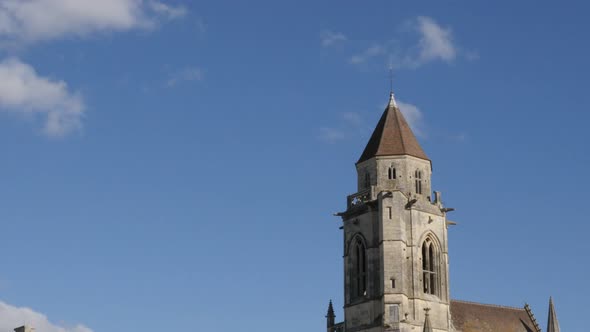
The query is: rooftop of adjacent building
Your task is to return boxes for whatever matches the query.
[326,298,558,332]
[449,299,543,332]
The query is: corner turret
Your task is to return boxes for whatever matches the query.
[326,300,335,332]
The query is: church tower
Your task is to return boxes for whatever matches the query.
[335,91,453,332]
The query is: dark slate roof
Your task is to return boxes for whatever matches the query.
[357,93,429,164]
[450,300,539,332]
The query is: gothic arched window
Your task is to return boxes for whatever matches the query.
[422,238,438,295]
[351,238,367,299]
[388,166,396,180]
[415,170,423,194]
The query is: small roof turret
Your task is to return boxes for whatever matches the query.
[326,300,335,329]
[547,297,560,332]
[326,300,335,319]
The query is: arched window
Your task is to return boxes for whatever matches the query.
[351,238,367,299]
[364,172,371,189]
[415,170,423,194]
[388,166,396,180]
[422,238,437,295]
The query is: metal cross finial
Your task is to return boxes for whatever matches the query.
[388,65,397,108]
[389,65,394,93]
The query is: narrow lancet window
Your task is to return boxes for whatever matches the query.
[415,170,423,194]
[364,172,371,189]
[351,238,367,299]
[422,238,438,295]
[429,245,436,295]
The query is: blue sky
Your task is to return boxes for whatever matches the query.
[0,0,587,331]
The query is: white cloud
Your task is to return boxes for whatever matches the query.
[416,16,456,63]
[350,45,385,64]
[166,66,203,87]
[0,0,187,44]
[397,100,425,138]
[347,16,461,69]
[149,1,187,20]
[318,111,367,143]
[0,0,188,137]
[320,30,346,47]
[0,57,84,137]
[0,301,93,332]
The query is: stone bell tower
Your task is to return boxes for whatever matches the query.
[331,91,453,332]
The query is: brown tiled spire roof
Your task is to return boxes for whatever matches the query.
[357,92,429,164]
[547,297,560,332]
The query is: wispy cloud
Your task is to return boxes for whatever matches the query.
[0,0,187,45]
[320,30,347,47]
[0,0,188,137]
[166,66,203,87]
[414,16,456,64]
[0,58,84,137]
[350,45,385,65]
[397,100,425,138]
[0,301,93,332]
[345,16,465,69]
[149,1,187,20]
[318,111,366,143]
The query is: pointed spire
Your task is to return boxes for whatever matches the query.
[422,308,433,332]
[388,91,397,108]
[547,297,560,332]
[326,300,335,329]
[357,93,429,164]
[326,300,335,318]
